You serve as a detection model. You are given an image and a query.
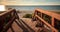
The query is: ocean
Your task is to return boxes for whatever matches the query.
[6,5,60,11]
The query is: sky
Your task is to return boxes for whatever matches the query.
[0,0,60,5]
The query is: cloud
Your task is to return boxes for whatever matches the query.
[1,0,60,5]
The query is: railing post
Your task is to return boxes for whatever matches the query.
[32,10,37,21]
[51,17,54,27]
[51,17,55,32]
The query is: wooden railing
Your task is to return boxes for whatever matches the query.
[32,8,60,32]
[0,9,19,32]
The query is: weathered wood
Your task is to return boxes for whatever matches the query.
[0,9,19,32]
[33,9,60,32]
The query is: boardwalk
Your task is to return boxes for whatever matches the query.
[0,9,60,32]
[7,18,39,32]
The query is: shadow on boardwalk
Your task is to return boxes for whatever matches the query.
[15,19,35,32]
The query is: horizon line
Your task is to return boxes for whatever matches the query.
[4,4,60,6]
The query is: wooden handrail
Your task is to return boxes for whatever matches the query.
[35,9,60,20]
[33,8,60,32]
[35,15,58,32]
[0,9,19,32]
[0,9,14,16]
